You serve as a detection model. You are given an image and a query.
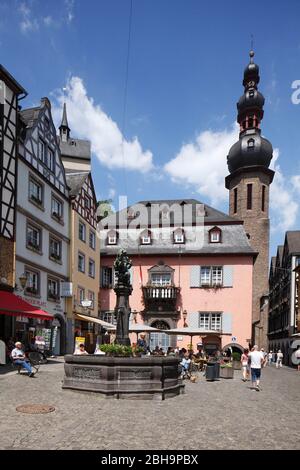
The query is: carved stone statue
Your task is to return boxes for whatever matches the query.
[114,249,132,288]
[114,250,133,345]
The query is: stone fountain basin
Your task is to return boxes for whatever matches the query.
[62,355,184,400]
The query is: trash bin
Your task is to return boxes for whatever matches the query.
[205,362,215,381]
[214,361,220,379]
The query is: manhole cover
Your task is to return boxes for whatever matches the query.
[16,404,55,414]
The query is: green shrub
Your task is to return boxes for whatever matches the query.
[232,352,241,361]
[220,362,233,368]
[99,344,143,356]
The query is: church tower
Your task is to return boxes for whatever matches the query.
[225,50,274,347]
[59,102,70,143]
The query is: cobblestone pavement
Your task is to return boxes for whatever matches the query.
[0,359,300,450]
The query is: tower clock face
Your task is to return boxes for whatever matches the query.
[248,80,255,87]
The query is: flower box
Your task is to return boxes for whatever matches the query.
[220,365,234,379]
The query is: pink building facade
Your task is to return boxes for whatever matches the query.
[99,199,255,354]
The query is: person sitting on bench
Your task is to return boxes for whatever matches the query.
[11,342,34,377]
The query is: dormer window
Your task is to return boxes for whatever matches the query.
[247,138,255,148]
[209,227,222,244]
[127,209,136,220]
[107,230,118,245]
[173,229,185,244]
[140,230,151,245]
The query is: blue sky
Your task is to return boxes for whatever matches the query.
[1,0,300,256]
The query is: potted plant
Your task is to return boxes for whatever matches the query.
[220,362,234,379]
[232,352,241,370]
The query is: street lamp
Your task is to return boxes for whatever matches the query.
[19,272,27,289]
[182,309,188,327]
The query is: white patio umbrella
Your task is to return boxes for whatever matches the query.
[164,327,218,348]
[129,323,160,342]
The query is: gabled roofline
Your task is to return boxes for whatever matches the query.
[0,64,27,97]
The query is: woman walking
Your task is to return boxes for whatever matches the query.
[241,348,249,381]
[276,350,283,368]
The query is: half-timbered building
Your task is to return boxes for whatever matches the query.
[15,97,70,354]
[0,65,27,340]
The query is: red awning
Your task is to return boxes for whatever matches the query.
[0,291,53,320]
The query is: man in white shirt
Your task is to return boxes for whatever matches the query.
[248,345,264,391]
[294,346,300,371]
[11,342,34,377]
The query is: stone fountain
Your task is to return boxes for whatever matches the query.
[62,250,184,399]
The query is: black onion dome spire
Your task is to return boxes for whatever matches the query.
[227,50,273,174]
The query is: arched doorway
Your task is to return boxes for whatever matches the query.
[150,320,170,352]
[222,343,244,355]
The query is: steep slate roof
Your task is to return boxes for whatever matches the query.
[20,107,40,128]
[102,198,242,228]
[66,172,89,197]
[275,245,284,266]
[59,137,91,160]
[0,64,27,95]
[100,198,255,256]
[285,231,300,254]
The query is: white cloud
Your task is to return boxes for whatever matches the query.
[65,0,74,24]
[43,15,54,27]
[108,188,116,200]
[165,124,299,234]
[164,124,238,205]
[18,2,39,33]
[52,76,154,173]
[270,150,299,232]
[18,0,75,33]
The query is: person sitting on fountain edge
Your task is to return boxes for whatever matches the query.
[137,333,149,355]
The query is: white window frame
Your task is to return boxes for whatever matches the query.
[25,269,39,295]
[199,312,222,331]
[108,234,117,245]
[27,224,41,251]
[88,290,95,309]
[174,232,184,244]
[89,230,96,250]
[210,313,222,331]
[39,139,46,163]
[141,235,151,245]
[48,278,60,301]
[78,287,85,304]
[211,266,223,286]
[101,267,113,288]
[78,252,85,273]
[210,231,220,243]
[29,177,43,205]
[88,259,95,278]
[51,196,63,220]
[151,273,172,286]
[79,221,86,242]
[49,236,62,261]
[200,267,211,286]
[47,147,55,172]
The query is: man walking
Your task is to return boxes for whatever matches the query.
[11,342,34,377]
[248,345,264,391]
